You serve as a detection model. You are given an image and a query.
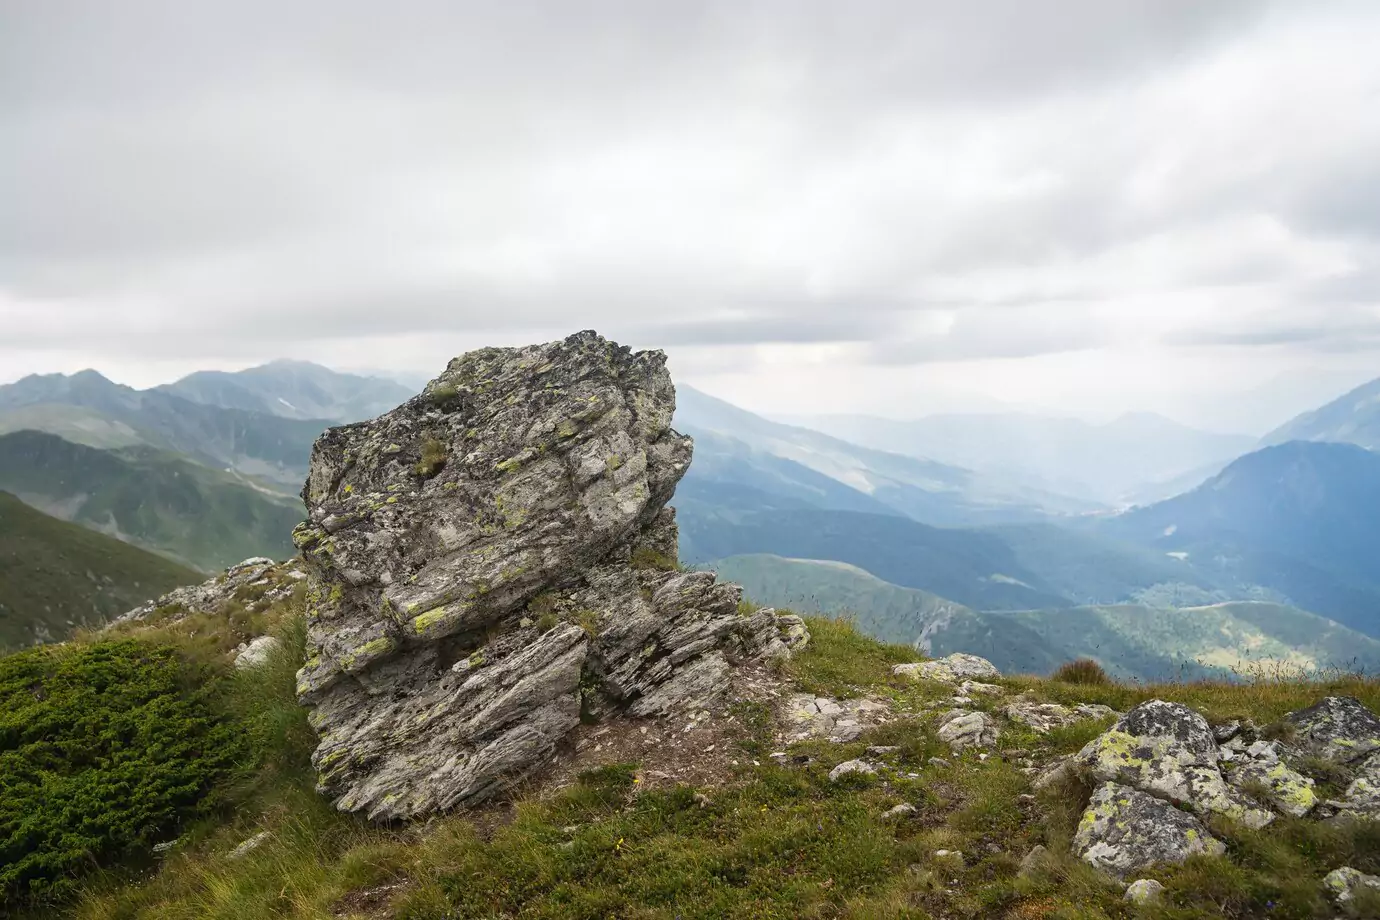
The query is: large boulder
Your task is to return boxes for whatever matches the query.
[1075,700,1273,829]
[292,332,793,820]
[1287,697,1380,765]
[1074,782,1225,877]
[893,652,1000,684]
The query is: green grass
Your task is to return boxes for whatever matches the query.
[21,604,1380,920]
[0,491,200,650]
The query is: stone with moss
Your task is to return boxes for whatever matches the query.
[1074,781,1225,877]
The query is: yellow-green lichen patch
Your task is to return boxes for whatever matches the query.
[340,636,398,673]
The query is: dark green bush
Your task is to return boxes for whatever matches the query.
[0,639,244,909]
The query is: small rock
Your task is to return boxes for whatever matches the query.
[937,709,1000,751]
[233,635,282,670]
[1213,720,1245,743]
[227,831,272,860]
[933,849,964,864]
[865,745,900,756]
[829,759,879,782]
[829,720,864,743]
[928,757,952,768]
[1124,879,1166,905]
[1018,845,1048,878]
[959,680,1006,696]
[692,792,712,809]
[152,839,179,855]
[883,803,917,819]
[1323,866,1380,906]
[769,752,790,765]
[1004,699,1079,734]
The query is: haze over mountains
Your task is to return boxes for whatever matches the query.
[3,355,1380,679]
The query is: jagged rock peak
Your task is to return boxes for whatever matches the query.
[291,330,804,821]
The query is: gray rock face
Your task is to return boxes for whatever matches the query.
[293,332,788,820]
[1074,782,1225,877]
[1075,700,1274,829]
[1004,698,1114,734]
[785,694,890,743]
[1288,696,1380,765]
[1222,739,1316,818]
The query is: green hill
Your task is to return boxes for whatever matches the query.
[706,553,1067,675]
[989,601,1380,683]
[0,491,198,649]
[708,553,1380,682]
[0,430,303,571]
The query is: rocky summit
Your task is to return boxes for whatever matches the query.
[290,331,803,820]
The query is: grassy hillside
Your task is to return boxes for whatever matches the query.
[0,430,302,571]
[1107,441,1380,637]
[18,582,1379,920]
[990,602,1380,683]
[678,505,1072,611]
[709,553,1380,683]
[0,492,198,649]
[707,553,1067,675]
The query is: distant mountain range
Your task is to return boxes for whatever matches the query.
[4,355,1380,669]
[0,430,301,572]
[155,359,416,422]
[1262,376,1380,450]
[785,409,1256,507]
[0,491,198,650]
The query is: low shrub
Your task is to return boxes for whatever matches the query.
[0,639,244,910]
[1051,658,1112,686]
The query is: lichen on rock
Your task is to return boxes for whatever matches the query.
[293,331,799,820]
[1074,781,1225,877]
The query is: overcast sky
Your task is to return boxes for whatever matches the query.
[3,1,1379,433]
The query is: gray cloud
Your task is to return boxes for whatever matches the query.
[1,0,1378,403]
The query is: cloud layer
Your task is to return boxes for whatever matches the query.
[2,1,1378,430]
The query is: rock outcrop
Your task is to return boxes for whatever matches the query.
[893,652,1000,683]
[291,332,803,820]
[1074,700,1275,830]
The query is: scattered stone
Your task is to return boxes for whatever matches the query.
[786,694,890,742]
[1074,782,1225,877]
[959,680,1006,696]
[1075,700,1274,829]
[1323,867,1380,907]
[1124,879,1166,905]
[937,710,999,751]
[866,745,900,757]
[233,635,282,670]
[292,332,792,820]
[928,757,952,769]
[1288,697,1380,765]
[829,720,864,743]
[1004,699,1080,734]
[1018,845,1048,878]
[152,839,179,855]
[1032,755,1076,791]
[769,752,790,765]
[227,831,273,860]
[934,849,965,864]
[829,759,879,782]
[883,803,917,819]
[692,792,712,809]
[1075,704,1120,721]
[893,653,1000,684]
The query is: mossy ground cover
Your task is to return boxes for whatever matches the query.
[22,602,1380,920]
